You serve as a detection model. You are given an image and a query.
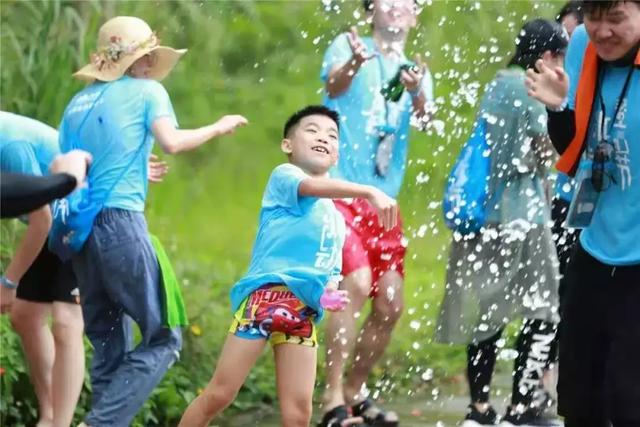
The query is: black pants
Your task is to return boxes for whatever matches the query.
[551,197,579,301]
[467,319,557,406]
[558,243,640,425]
[547,197,580,365]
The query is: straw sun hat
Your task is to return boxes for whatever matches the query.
[74,16,187,82]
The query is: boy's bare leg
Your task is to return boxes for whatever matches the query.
[323,267,371,411]
[10,300,54,427]
[275,343,317,427]
[344,270,403,410]
[51,302,85,427]
[178,334,266,427]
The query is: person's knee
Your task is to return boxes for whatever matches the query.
[373,295,404,324]
[372,272,403,324]
[10,304,43,333]
[199,383,238,415]
[343,270,371,305]
[281,396,312,427]
[52,306,84,344]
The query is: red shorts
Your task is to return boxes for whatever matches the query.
[334,198,406,298]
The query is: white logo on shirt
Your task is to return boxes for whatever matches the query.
[315,212,339,269]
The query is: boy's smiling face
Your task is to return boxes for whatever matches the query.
[281,114,339,176]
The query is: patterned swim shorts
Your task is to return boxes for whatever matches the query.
[229,284,317,347]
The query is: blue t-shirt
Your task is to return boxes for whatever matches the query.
[59,76,177,212]
[230,164,346,321]
[321,33,434,198]
[0,112,59,177]
[566,25,640,265]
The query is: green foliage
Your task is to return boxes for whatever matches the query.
[1,0,559,424]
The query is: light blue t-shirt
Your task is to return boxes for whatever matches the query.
[321,33,434,198]
[0,112,59,177]
[230,164,346,321]
[59,76,177,212]
[566,25,640,265]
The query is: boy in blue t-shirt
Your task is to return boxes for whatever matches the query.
[179,106,398,427]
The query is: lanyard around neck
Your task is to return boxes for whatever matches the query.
[596,64,635,145]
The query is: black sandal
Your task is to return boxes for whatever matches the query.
[318,405,369,427]
[351,399,399,426]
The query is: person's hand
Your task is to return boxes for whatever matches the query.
[525,59,569,109]
[148,154,169,183]
[49,149,92,189]
[400,54,428,94]
[0,286,16,314]
[320,281,349,312]
[212,115,249,137]
[365,187,398,231]
[347,26,377,66]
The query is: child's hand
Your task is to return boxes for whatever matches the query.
[148,154,169,183]
[366,187,398,231]
[0,285,16,314]
[400,54,427,94]
[212,115,249,137]
[320,286,349,312]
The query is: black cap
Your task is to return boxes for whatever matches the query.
[515,19,569,57]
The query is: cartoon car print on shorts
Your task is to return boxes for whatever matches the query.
[253,302,314,338]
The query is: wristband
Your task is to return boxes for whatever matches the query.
[0,276,18,289]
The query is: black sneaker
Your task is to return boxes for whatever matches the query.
[461,404,499,426]
[499,407,563,427]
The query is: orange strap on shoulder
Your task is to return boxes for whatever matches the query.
[556,43,598,176]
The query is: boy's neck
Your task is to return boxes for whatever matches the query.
[291,161,329,178]
[372,27,407,58]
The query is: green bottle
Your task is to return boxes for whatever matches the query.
[380,62,419,102]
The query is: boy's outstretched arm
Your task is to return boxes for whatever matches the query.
[298,176,398,230]
[152,115,248,154]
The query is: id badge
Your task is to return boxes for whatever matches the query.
[566,166,600,229]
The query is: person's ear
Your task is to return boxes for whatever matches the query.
[281,138,293,155]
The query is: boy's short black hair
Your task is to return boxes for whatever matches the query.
[283,106,340,138]
[508,19,569,70]
[578,0,640,16]
[556,1,584,23]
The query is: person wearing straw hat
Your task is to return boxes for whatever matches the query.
[58,16,247,427]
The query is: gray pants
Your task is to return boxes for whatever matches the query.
[73,209,182,427]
